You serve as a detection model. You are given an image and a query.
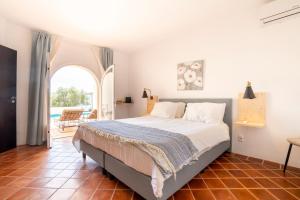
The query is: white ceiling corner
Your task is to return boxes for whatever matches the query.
[0,0,263,53]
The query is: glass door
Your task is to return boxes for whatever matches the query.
[101,65,115,120]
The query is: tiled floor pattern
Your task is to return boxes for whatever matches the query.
[0,137,299,200]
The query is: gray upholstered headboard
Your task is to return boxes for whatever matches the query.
[159,98,232,151]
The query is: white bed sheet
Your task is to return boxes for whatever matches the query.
[73,116,229,197]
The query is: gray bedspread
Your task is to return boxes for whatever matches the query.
[77,120,199,177]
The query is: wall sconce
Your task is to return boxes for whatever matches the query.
[235,81,266,128]
[243,81,256,99]
[142,88,153,100]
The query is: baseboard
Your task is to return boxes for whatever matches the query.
[229,152,300,174]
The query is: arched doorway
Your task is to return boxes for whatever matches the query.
[49,65,99,139]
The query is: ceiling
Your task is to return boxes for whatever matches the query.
[0,0,265,53]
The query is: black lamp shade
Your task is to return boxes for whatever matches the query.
[142,90,148,98]
[243,82,256,99]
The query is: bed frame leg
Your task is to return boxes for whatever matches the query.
[107,172,115,180]
[102,168,107,176]
[82,152,86,160]
[200,168,207,174]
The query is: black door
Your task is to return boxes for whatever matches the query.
[0,45,17,153]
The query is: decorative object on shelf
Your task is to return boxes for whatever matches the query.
[243,81,256,99]
[115,97,133,105]
[284,138,300,173]
[235,92,266,128]
[177,60,204,91]
[142,88,153,100]
[125,97,132,103]
[115,99,123,104]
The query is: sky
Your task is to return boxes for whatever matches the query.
[51,66,97,93]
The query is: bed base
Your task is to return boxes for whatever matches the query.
[80,140,230,200]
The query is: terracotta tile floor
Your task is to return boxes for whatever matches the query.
[0,137,300,200]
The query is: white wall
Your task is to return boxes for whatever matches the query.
[128,3,300,167]
[114,50,130,119]
[0,16,32,145]
[51,39,102,78]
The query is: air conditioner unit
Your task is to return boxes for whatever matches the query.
[260,0,300,24]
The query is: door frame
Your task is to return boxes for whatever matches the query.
[46,64,101,148]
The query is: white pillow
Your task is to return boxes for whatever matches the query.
[183,103,226,123]
[150,102,178,118]
[175,102,186,118]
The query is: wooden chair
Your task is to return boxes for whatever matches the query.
[58,109,84,131]
[87,109,97,120]
[283,138,300,173]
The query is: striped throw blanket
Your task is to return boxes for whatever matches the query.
[77,120,199,177]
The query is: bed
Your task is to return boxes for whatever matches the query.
[73,98,232,200]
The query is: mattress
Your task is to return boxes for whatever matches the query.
[73,116,229,197]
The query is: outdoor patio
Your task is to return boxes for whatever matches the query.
[50,108,97,139]
[50,126,78,139]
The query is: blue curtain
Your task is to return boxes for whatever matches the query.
[101,47,113,70]
[27,31,51,145]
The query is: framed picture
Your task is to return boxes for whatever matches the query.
[177,60,204,90]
